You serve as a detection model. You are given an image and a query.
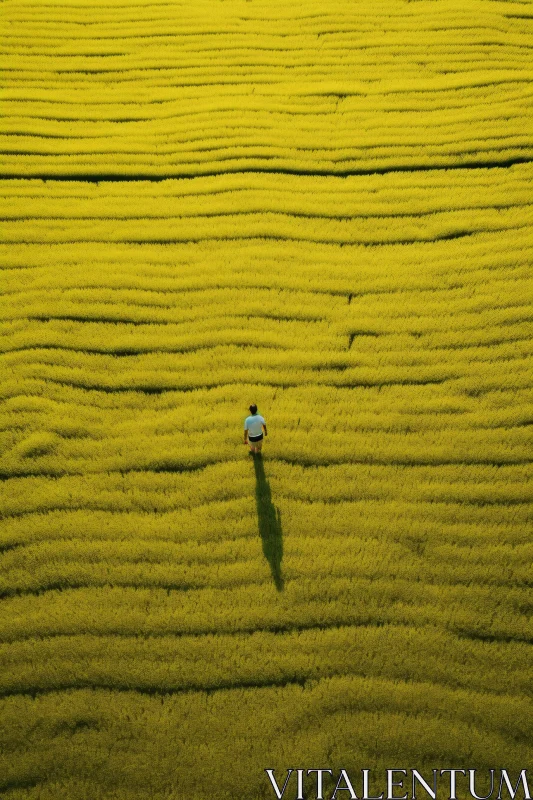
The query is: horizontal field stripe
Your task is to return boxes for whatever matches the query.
[1,338,530,372]
[2,201,530,219]
[2,164,531,198]
[0,270,529,303]
[1,499,529,543]
[1,335,530,369]
[0,578,530,643]
[2,208,530,246]
[1,625,531,699]
[3,541,529,599]
[4,160,532,181]
[2,481,530,523]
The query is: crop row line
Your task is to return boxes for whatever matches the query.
[3,157,531,180]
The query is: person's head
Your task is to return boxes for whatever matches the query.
[249,404,258,415]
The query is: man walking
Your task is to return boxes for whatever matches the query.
[243,404,267,454]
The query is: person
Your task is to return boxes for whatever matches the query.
[243,404,267,454]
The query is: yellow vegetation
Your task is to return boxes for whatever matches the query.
[0,0,532,797]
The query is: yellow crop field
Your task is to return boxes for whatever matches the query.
[0,0,532,798]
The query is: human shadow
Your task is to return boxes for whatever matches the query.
[252,453,284,591]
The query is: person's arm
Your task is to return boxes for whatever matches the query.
[262,422,268,436]
[243,424,248,444]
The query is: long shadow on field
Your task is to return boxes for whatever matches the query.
[252,453,284,591]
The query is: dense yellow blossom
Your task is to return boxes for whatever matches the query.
[1,0,532,797]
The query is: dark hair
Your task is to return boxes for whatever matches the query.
[249,404,258,415]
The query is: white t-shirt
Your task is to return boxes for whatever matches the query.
[244,414,266,437]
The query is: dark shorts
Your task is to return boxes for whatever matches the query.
[248,433,263,442]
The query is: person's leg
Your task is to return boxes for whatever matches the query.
[256,440,263,452]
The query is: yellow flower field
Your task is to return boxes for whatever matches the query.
[0,0,532,798]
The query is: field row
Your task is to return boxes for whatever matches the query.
[3,192,531,218]
[5,80,530,101]
[2,285,530,325]
[4,6,530,29]
[3,81,531,103]
[3,77,529,100]
[2,209,530,246]
[1,624,531,699]
[2,397,532,443]
[5,0,529,13]
[3,399,532,436]
[2,321,532,357]
[3,39,531,59]
[4,62,531,87]
[1,528,531,598]
[2,219,528,271]
[3,97,530,133]
[1,254,529,309]
[2,503,530,557]
[1,338,531,376]
[2,163,531,193]
[1,241,530,288]
[5,156,531,179]
[0,565,531,641]
[1,421,531,477]
[3,381,529,430]
[1,257,527,290]
[1,358,530,396]
[1,457,532,511]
